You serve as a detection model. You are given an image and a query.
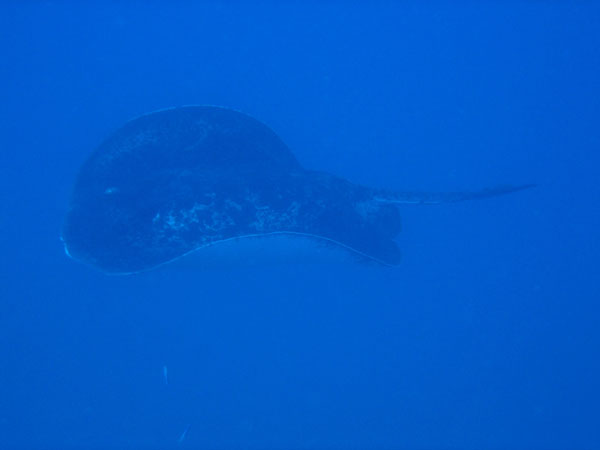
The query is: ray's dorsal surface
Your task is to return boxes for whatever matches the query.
[62,106,533,274]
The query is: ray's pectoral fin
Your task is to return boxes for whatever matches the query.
[373,184,536,205]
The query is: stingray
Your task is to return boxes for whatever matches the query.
[61,105,533,274]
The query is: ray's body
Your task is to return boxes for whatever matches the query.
[62,106,532,274]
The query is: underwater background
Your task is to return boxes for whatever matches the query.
[1,1,599,449]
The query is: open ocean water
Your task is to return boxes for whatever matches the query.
[1,2,599,449]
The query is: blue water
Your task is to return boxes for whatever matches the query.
[1,2,599,449]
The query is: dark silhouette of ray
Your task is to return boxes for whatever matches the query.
[62,106,533,274]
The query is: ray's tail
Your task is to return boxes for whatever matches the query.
[374,184,536,205]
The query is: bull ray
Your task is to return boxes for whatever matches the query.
[61,106,533,274]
